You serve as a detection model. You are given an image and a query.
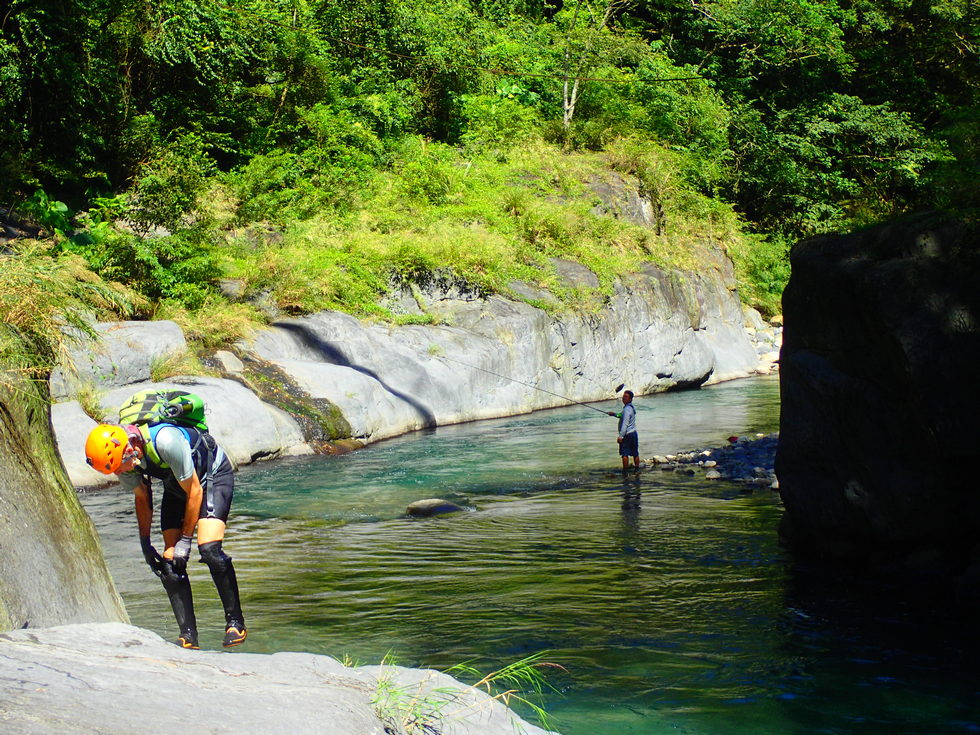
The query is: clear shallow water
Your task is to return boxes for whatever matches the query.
[80,375,980,735]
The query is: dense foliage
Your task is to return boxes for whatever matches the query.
[1,0,976,328]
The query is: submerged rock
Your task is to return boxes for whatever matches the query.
[407,498,465,517]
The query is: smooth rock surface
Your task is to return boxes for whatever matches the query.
[243,267,763,444]
[99,376,314,469]
[54,373,314,488]
[0,624,556,735]
[51,400,116,489]
[51,263,778,485]
[407,498,466,517]
[50,320,186,400]
[0,370,127,630]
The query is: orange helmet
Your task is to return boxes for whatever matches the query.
[85,424,131,474]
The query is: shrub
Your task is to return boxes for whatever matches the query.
[727,233,791,317]
[154,296,263,351]
[459,92,541,155]
[0,245,133,380]
[127,133,216,232]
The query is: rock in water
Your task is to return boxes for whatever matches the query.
[407,498,464,517]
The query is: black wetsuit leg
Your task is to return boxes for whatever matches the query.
[160,568,197,643]
[199,540,244,628]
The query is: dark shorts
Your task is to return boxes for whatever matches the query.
[619,431,639,457]
[160,455,235,531]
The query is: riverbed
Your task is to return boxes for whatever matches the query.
[79,375,980,735]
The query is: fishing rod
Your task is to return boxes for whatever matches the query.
[437,354,625,414]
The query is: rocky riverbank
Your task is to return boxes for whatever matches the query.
[54,277,781,490]
[648,433,779,491]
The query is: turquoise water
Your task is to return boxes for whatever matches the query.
[80,375,980,734]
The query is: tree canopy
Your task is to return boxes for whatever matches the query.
[1,0,976,322]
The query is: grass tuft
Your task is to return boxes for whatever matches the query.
[0,243,136,386]
[371,651,563,734]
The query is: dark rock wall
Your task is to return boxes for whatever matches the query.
[776,215,980,571]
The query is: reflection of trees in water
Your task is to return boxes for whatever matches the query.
[743,374,782,434]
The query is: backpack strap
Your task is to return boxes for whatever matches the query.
[142,424,210,479]
[138,425,165,469]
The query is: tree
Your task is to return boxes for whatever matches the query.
[556,0,632,139]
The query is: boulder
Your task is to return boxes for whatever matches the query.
[775,215,980,571]
[99,377,312,469]
[50,248,767,481]
[0,363,127,630]
[50,320,186,400]
[241,265,761,444]
[407,498,466,517]
[51,401,115,489]
[55,376,315,488]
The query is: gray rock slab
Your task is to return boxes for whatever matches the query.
[214,349,245,373]
[54,377,313,487]
[51,258,768,475]
[506,279,557,304]
[50,320,187,400]
[51,401,115,489]
[549,258,600,289]
[587,171,659,229]
[272,359,438,440]
[239,264,763,444]
[0,624,557,735]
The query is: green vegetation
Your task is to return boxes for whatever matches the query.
[0,244,134,386]
[148,349,215,382]
[2,0,977,342]
[74,380,109,423]
[371,651,561,734]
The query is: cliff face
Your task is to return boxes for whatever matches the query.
[0,365,127,631]
[775,216,980,576]
[244,264,766,442]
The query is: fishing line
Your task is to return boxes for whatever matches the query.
[437,354,623,414]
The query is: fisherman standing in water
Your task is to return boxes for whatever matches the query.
[608,390,640,473]
[84,421,246,650]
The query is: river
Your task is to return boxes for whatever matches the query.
[79,375,980,735]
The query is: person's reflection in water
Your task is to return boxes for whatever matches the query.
[619,475,643,543]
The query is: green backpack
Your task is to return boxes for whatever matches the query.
[118,389,209,432]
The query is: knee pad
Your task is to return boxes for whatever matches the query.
[199,540,232,573]
[199,540,243,624]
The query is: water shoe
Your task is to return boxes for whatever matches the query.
[223,622,247,648]
[177,632,200,650]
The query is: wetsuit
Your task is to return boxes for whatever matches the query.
[119,424,234,530]
[119,423,244,648]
